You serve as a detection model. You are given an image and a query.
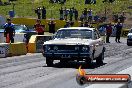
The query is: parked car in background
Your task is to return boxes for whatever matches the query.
[127,28,132,46]
[0,24,37,43]
[43,27,105,66]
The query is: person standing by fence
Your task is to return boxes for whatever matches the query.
[42,6,46,19]
[48,21,56,34]
[64,7,68,20]
[74,9,78,21]
[4,18,15,43]
[36,7,41,19]
[59,7,64,20]
[69,8,73,21]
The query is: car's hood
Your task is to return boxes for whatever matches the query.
[128,33,132,36]
[44,38,94,45]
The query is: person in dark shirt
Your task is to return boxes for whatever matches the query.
[106,23,112,43]
[85,0,91,4]
[42,6,46,19]
[80,11,84,22]
[59,7,64,20]
[115,22,123,43]
[69,8,73,21]
[64,7,69,21]
[83,8,88,21]
[48,21,56,34]
[74,9,78,21]
[4,18,15,43]
[88,8,93,23]
[36,7,41,19]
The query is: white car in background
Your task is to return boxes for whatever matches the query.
[43,27,105,66]
[127,28,132,46]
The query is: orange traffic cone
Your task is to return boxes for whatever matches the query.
[6,33,10,43]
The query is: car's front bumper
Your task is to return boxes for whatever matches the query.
[43,52,90,60]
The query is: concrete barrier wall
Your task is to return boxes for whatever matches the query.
[8,42,27,56]
[0,42,27,58]
[0,43,9,58]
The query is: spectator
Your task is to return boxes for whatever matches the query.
[85,0,91,4]
[64,7,69,20]
[34,19,45,35]
[35,7,41,19]
[64,21,70,28]
[88,8,93,23]
[42,6,46,19]
[48,21,56,34]
[59,7,64,20]
[4,18,15,43]
[106,23,112,43]
[80,11,84,22]
[69,8,73,21]
[83,8,88,21]
[0,0,3,5]
[74,9,78,21]
[115,22,123,43]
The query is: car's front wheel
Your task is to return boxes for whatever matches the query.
[127,42,131,46]
[85,58,92,65]
[46,58,53,67]
[96,51,104,65]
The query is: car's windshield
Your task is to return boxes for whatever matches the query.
[55,29,92,39]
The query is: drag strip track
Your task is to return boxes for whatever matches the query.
[0,38,132,88]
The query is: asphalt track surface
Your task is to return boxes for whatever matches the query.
[0,37,132,88]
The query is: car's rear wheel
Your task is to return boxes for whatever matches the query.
[46,58,53,67]
[127,42,131,46]
[96,51,104,65]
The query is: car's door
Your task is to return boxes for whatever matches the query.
[93,30,103,58]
